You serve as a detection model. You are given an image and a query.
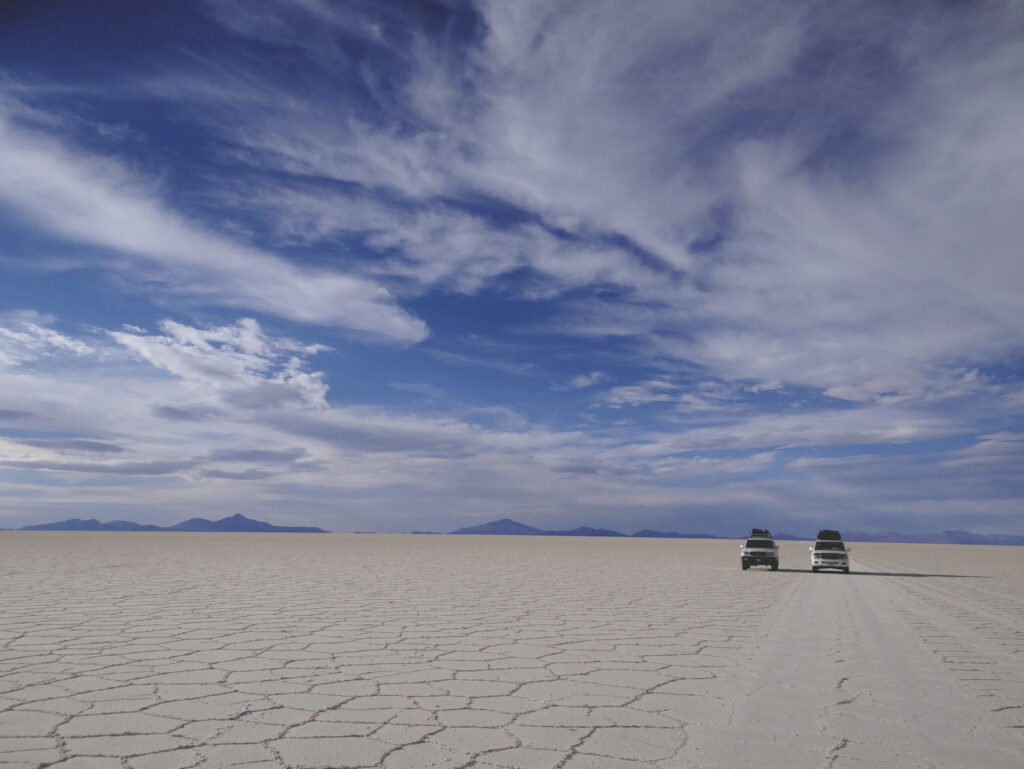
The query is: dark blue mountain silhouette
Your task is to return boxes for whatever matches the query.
[20,515,1021,544]
[20,518,164,532]
[773,532,806,541]
[450,518,545,535]
[22,513,326,533]
[446,519,1024,544]
[450,519,720,538]
[843,529,1024,545]
[544,526,627,537]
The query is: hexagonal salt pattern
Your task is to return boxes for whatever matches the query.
[1,533,1022,768]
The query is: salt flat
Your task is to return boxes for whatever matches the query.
[0,533,1021,769]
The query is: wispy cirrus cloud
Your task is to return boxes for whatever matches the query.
[567,371,607,390]
[0,112,427,343]
[601,380,682,408]
[1,2,1023,534]
[177,0,1024,405]
[0,310,94,365]
[598,379,740,412]
[109,318,331,410]
[0,457,199,476]
[11,438,125,454]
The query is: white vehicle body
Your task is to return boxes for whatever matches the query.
[810,539,850,573]
[741,535,779,570]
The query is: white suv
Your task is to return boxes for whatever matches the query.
[810,529,850,573]
[741,528,779,570]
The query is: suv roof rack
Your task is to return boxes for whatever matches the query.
[750,527,772,538]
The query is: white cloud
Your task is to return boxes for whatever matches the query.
[0,310,93,366]
[598,379,738,412]
[178,0,1024,404]
[568,371,607,389]
[940,432,1024,472]
[0,114,427,344]
[601,380,681,408]
[611,406,964,459]
[223,185,664,301]
[109,318,330,410]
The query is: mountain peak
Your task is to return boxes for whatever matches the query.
[450,519,545,535]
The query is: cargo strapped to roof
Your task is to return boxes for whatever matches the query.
[750,527,772,538]
[817,529,842,541]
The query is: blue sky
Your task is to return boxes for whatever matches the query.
[1,0,1023,535]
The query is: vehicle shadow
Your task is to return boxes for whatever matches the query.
[771,567,989,578]
[848,571,990,578]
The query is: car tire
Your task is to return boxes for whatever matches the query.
[771,561,778,571]
[843,567,850,573]
[811,566,818,572]
[741,562,749,570]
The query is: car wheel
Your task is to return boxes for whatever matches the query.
[811,566,818,572]
[741,562,749,570]
[843,567,850,573]
[771,561,778,571]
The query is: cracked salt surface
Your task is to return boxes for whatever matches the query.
[1,533,1022,768]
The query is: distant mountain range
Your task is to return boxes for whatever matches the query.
[448,518,1024,545]
[842,529,1024,546]
[15,515,1023,545]
[449,518,723,539]
[20,513,327,533]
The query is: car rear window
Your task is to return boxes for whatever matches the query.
[815,541,845,550]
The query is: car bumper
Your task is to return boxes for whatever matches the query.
[811,558,848,570]
[742,553,778,566]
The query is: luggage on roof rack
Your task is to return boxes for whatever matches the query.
[817,529,842,541]
[750,527,772,538]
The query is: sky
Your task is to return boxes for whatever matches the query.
[1,0,1023,536]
